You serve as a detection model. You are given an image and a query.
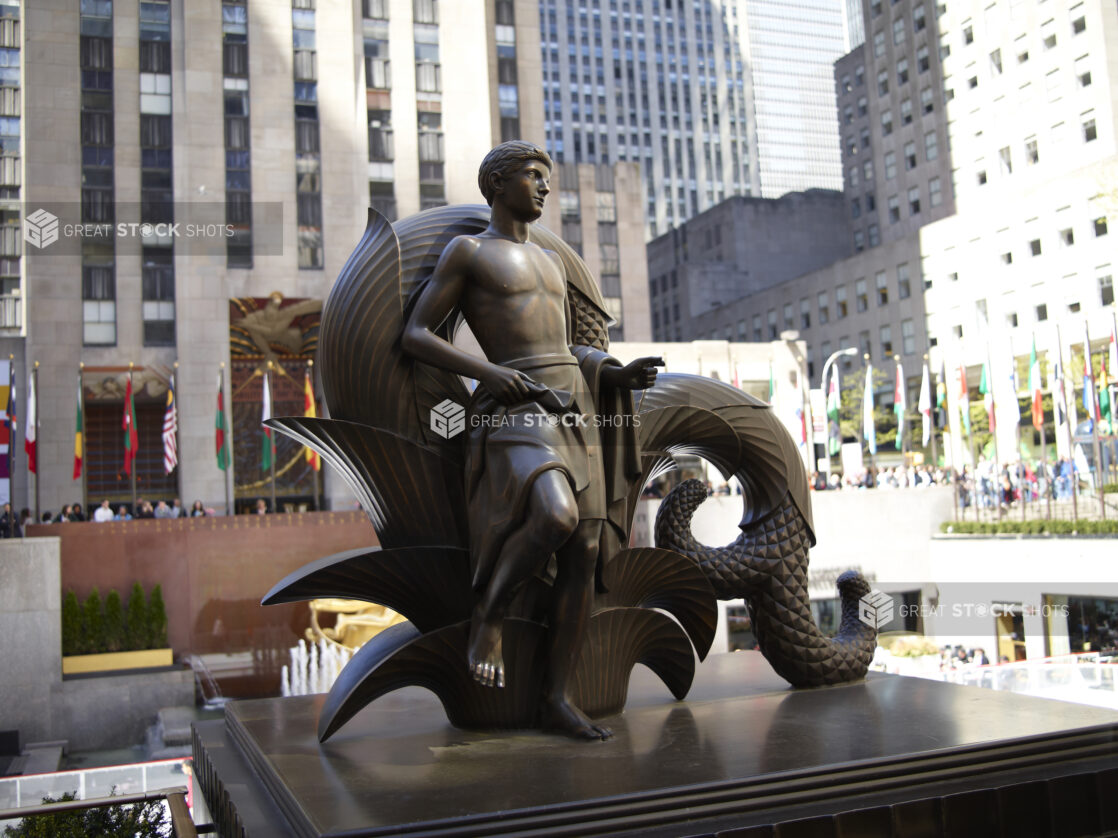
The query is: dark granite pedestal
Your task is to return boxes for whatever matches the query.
[193,652,1118,837]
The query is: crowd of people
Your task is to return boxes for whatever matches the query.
[0,498,215,536]
[810,465,952,491]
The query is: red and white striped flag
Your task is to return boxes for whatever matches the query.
[163,374,178,474]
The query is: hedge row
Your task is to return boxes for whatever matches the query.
[1104,483,1118,494]
[940,520,1118,535]
[61,583,168,657]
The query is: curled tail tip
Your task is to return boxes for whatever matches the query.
[836,570,871,600]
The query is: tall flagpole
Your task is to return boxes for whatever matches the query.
[925,353,938,471]
[220,363,231,517]
[1034,335,1050,521]
[267,361,277,513]
[129,363,137,511]
[1055,325,1078,523]
[1084,321,1105,519]
[307,359,320,512]
[79,363,87,515]
[32,361,39,524]
[8,354,15,516]
[984,345,1002,520]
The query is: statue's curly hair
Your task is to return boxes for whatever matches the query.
[477,141,553,206]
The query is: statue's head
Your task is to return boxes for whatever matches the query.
[478,141,553,207]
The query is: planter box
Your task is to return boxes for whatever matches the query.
[62,648,174,676]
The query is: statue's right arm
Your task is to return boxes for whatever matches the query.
[400,238,533,404]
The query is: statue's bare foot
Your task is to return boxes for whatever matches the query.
[467,607,504,688]
[541,695,612,741]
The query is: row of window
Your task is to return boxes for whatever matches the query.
[293,3,323,269]
[223,0,252,268]
[936,275,1112,345]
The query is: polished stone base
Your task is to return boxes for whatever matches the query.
[193,652,1118,837]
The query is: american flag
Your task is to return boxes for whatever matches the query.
[163,374,178,474]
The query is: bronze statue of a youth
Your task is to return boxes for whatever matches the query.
[401,141,660,739]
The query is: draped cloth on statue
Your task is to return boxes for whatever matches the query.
[465,346,642,594]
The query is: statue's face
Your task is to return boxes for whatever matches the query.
[496,159,551,221]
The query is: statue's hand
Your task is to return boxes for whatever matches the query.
[603,356,663,390]
[481,365,537,405]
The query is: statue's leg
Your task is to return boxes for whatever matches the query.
[540,518,613,741]
[468,469,578,688]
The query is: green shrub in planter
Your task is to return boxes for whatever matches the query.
[81,589,104,655]
[147,584,168,650]
[61,591,82,657]
[2,791,170,837]
[102,589,125,653]
[126,582,147,651]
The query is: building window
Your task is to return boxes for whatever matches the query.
[885,151,896,179]
[768,309,778,339]
[818,291,829,324]
[963,24,973,44]
[836,285,848,319]
[1071,15,1086,35]
[800,297,811,329]
[888,194,900,223]
[1076,55,1092,87]
[1029,238,1042,256]
[897,263,911,298]
[1100,275,1114,306]
[897,59,909,86]
[877,69,888,96]
[908,187,921,215]
[860,329,872,360]
[924,130,938,161]
[1001,251,1013,265]
[869,224,880,247]
[989,48,1002,74]
[1059,227,1075,247]
[977,169,987,185]
[866,192,876,212]
[854,230,865,252]
[1035,303,1048,322]
[874,31,885,58]
[880,325,893,357]
[83,266,116,345]
[851,198,862,219]
[1025,137,1039,164]
[913,4,926,31]
[863,160,874,181]
[856,278,868,312]
[904,141,917,170]
[902,319,915,355]
[783,302,794,330]
[752,313,762,342]
[917,46,930,75]
[920,87,933,115]
[1094,216,1108,237]
[1006,312,1018,328]
[893,18,905,44]
[901,98,913,125]
[858,96,868,117]
[1082,113,1097,142]
[929,176,942,206]
[999,146,1012,175]
[876,271,888,305]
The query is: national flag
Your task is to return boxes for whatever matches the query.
[1029,339,1043,430]
[1052,361,1067,428]
[72,372,83,480]
[303,367,320,471]
[162,374,178,474]
[980,361,995,433]
[1005,358,1021,427]
[958,364,971,434]
[935,357,947,429]
[826,365,841,456]
[893,361,907,451]
[1083,372,1097,427]
[25,369,36,474]
[732,362,740,390]
[122,373,138,476]
[1099,358,1111,423]
[918,360,932,447]
[261,370,274,472]
[215,372,228,471]
[863,361,876,456]
[768,361,775,403]
[5,363,14,437]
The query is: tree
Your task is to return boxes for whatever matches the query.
[1,792,170,837]
[126,583,147,652]
[61,592,82,657]
[103,589,125,653]
[147,585,168,649]
[81,589,103,655]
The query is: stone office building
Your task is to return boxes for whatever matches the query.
[15,0,645,516]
